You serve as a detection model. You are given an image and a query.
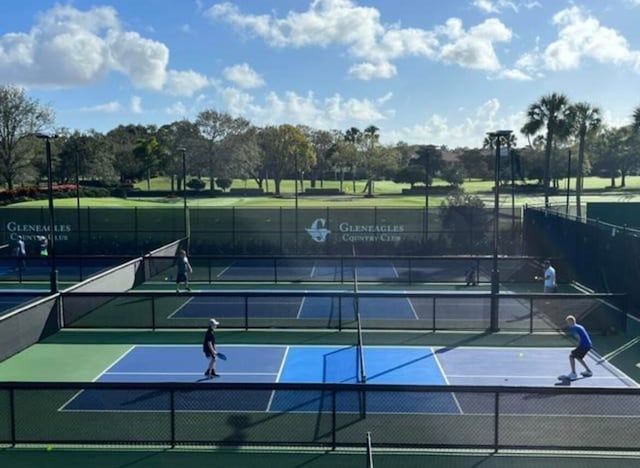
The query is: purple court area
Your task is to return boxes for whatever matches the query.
[61,345,637,415]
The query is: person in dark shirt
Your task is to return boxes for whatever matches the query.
[203,318,220,378]
[176,249,193,292]
[563,315,593,381]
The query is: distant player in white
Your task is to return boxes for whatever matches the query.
[542,260,556,293]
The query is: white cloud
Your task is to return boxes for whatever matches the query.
[80,101,121,113]
[377,92,393,104]
[496,68,532,80]
[218,86,387,129]
[542,6,639,72]
[130,96,142,113]
[166,101,188,115]
[165,69,211,96]
[223,63,265,88]
[386,98,526,147]
[472,0,540,13]
[107,30,168,90]
[207,0,511,79]
[348,61,396,80]
[438,18,512,71]
[0,4,209,93]
[181,24,192,34]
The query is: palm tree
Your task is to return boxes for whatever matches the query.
[362,125,380,197]
[521,93,571,206]
[344,127,362,192]
[632,106,640,133]
[570,103,601,217]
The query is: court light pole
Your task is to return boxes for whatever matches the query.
[487,130,512,332]
[75,149,82,254]
[565,150,571,216]
[35,133,60,293]
[294,152,299,253]
[177,147,189,241]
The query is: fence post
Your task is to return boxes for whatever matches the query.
[151,295,156,330]
[331,390,337,450]
[432,297,436,332]
[9,387,16,447]
[529,298,534,334]
[244,296,249,331]
[170,388,176,448]
[493,392,500,452]
[232,206,236,255]
[338,297,342,331]
[208,257,212,285]
[408,257,413,285]
[134,207,139,253]
[274,257,278,284]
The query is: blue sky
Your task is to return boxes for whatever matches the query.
[1,0,639,147]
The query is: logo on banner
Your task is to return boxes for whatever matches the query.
[306,218,331,243]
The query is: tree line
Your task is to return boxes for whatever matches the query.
[1,85,639,206]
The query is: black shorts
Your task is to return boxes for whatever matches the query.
[570,346,590,360]
[176,273,187,283]
[204,349,216,359]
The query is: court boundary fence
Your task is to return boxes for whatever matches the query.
[141,254,562,285]
[59,290,628,335]
[0,381,638,451]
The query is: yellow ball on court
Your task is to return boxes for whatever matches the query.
[518,352,524,358]
[46,445,53,452]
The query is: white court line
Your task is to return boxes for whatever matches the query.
[391,263,399,278]
[105,371,278,376]
[266,346,290,412]
[216,261,236,278]
[58,345,137,412]
[166,296,195,319]
[431,347,463,414]
[310,263,317,278]
[446,374,628,380]
[404,291,419,320]
[295,296,306,319]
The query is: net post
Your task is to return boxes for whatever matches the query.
[331,390,337,450]
[170,388,176,448]
[9,387,16,447]
[493,391,500,452]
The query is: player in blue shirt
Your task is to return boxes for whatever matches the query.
[564,315,593,381]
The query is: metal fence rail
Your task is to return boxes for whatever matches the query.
[142,254,559,285]
[0,381,638,451]
[60,290,628,335]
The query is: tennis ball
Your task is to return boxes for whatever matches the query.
[46,445,53,452]
[518,352,524,358]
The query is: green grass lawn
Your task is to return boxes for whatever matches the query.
[8,176,640,208]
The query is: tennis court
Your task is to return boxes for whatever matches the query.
[150,255,548,285]
[60,344,636,415]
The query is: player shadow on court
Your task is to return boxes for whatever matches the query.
[221,414,250,448]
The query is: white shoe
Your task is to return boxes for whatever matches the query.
[581,371,592,377]
[568,372,578,381]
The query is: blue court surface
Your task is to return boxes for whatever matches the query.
[61,345,638,415]
[166,293,529,322]
[216,258,402,282]
[0,294,48,317]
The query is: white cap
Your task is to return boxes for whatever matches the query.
[209,318,219,326]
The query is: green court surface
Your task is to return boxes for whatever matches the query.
[1,448,640,468]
